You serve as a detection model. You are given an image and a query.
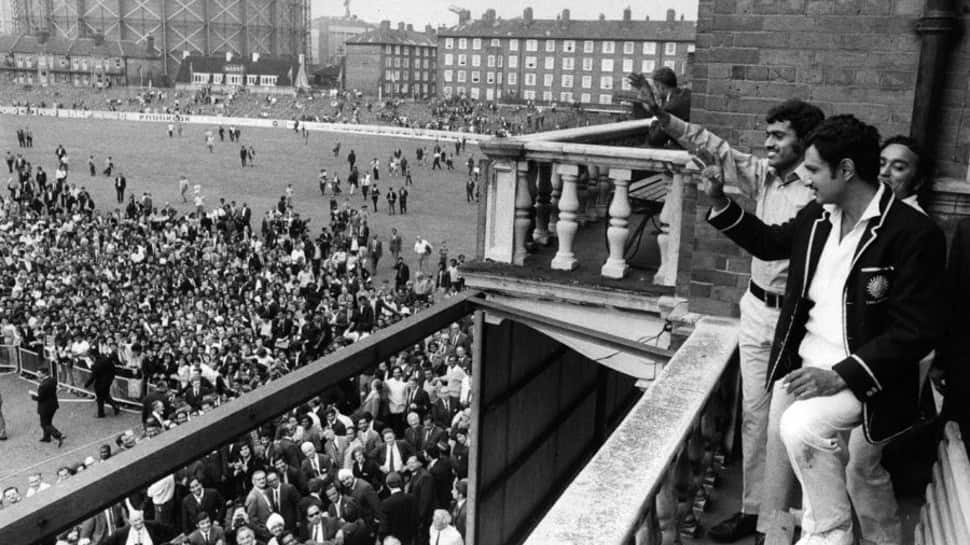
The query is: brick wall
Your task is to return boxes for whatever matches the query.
[344,44,382,93]
[683,0,970,317]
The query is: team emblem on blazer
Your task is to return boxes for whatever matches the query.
[866,275,890,301]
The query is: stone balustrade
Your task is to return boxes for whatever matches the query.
[479,122,698,287]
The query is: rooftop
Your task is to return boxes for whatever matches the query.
[173,55,301,85]
[346,22,438,47]
[1,33,158,58]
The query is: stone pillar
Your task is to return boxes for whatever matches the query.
[601,168,631,279]
[593,165,613,220]
[575,167,590,226]
[483,160,517,263]
[533,162,553,246]
[551,163,580,271]
[512,161,533,266]
[654,172,685,286]
[549,168,562,237]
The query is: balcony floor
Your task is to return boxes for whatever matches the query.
[684,457,921,545]
[467,213,674,302]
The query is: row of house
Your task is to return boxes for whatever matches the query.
[0,32,163,88]
[344,7,696,104]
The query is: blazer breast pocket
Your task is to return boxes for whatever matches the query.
[859,266,894,305]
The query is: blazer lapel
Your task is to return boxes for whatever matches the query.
[850,186,894,271]
[803,211,832,297]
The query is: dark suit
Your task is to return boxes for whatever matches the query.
[300,453,336,482]
[36,374,62,441]
[708,185,945,442]
[935,217,970,438]
[341,520,372,545]
[406,467,434,530]
[353,304,375,334]
[186,525,227,545]
[379,490,418,545]
[452,499,467,538]
[79,504,126,545]
[428,457,455,509]
[183,382,214,411]
[300,514,341,543]
[632,86,692,148]
[405,387,431,419]
[369,439,414,473]
[346,478,383,530]
[327,495,354,521]
[181,488,226,534]
[431,398,458,429]
[84,354,119,417]
[267,482,301,531]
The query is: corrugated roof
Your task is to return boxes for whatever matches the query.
[438,18,695,41]
[345,28,437,47]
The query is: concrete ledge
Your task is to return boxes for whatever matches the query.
[521,316,739,545]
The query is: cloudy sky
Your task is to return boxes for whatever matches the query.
[311,0,698,29]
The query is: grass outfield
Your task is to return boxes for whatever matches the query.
[0,115,480,280]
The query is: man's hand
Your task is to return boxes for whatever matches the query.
[699,164,730,211]
[783,368,847,400]
[627,74,664,119]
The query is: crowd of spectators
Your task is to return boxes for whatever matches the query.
[0,133,475,545]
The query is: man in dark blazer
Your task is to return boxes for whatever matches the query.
[426,444,455,510]
[705,115,944,545]
[370,428,414,475]
[338,468,383,533]
[451,479,468,539]
[300,502,342,544]
[265,469,301,532]
[935,217,970,439]
[631,67,691,149]
[379,472,418,545]
[186,512,227,545]
[273,456,308,496]
[85,351,120,417]
[405,455,435,545]
[181,477,226,535]
[406,378,431,420]
[183,375,214,412]
[35,366,64,446]
[431,388,458,430]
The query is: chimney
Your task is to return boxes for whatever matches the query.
[458,10,470,25]
[623,7,632,22]
[598,13,606,21]
[251,51,259,62]
[681,14,685,21]
[645,15,650,20]
[425,24,434,34]
[666,9,676,22]
[146,35,155,54]
[406,23,413,32]
[398,22,405,31]
[380,20,391,31]
[485,8,496,24]
[225,51,232,62]
[561,9,570,24]
[523,7,533,25]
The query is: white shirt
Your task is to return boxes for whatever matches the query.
[147,474,175,505]
[429,525,464,545]
[125,526,154,545]
[798,184,885,369]
[386,377,407,413]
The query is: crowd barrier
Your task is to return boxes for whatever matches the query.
[2,344,143,410]
[915,421,970,545]
[0,105,486,144]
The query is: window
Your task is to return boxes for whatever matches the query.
[623,41,634,54]
[543,74,553,87]
[509,39,519,51]
[600,76,613,89]
[458,38,467,49]
[486,71,495,84]
[394,45,400,55]
[581,75,592,89]
[472,38,482,50]
[563,40,575,53]
[543,91,553,101]
[472,55,481,67]
[544,57,554,70]
[444,70,453,82]
[580,92,591,103]
[487,55,495,67]
[545,40,555,52]
[458,54,467,66]
[526,39,538,51]
[226,73,242,85]
[601,59,614,72]
[444,54,453,65]
[457,71,466,82]
[562,57,574,70]
[470,87,480,99]
[621,78,631,91]
[457,86,466,96]
[664,59,676,70]
[443,85,453,96]
[497,72,503,83]
[525,56,537,69]
[508,56,518,68]
[486,88,494,100]
[582,58,593,71]
[688,44,696,53]
[665,42,677,55]
[622,59,633,72]
[560,91,574,102]
[507,72,517,85]
[491,38,500,46]
[641,59,656,73]
[246,74,258,86]
[193,72,209,84]
[561,74,573,88]
[602,41,615,54]
[583,40,594,53]
[471,71,480,83]
[212,73,223,84]
[599,94,613,105]
[524,89,536,100]
[393,58,400,68]
[524,73,536,86]
[385,45,393,54]
[498,56,504,67]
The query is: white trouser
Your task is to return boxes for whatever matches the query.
[737,291,780,513]
[776,389,901,544]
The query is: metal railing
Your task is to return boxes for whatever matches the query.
[916,421,970,545]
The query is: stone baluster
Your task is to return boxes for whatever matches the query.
[533,162,553,246]
[594,165,613,220]
[512,161,533,266]
[602,168,632,279]
[551,164,580,271]
[575,167,590,226]
[548,168,562,236]
[654,172,685,286]
[655,451,683,545]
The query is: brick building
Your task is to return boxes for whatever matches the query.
[0,31,162,88]
[344,21,437,98]
[685,0,970,316]
[173,53,303,94]
[436,7,695,105]
[313,16,374,66]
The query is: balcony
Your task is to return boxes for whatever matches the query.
[470,119,698,313]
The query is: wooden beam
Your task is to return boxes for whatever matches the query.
[0,293,480,544]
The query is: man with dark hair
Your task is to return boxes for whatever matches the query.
[631,67,692,148]
[35,366,64,447]
[635,83,825,543]
[879,135,926,212]
[705,114,945,545]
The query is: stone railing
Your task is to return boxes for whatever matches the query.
[916,421,970,545]
[478,121,698,287]
[520,316,739,545]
